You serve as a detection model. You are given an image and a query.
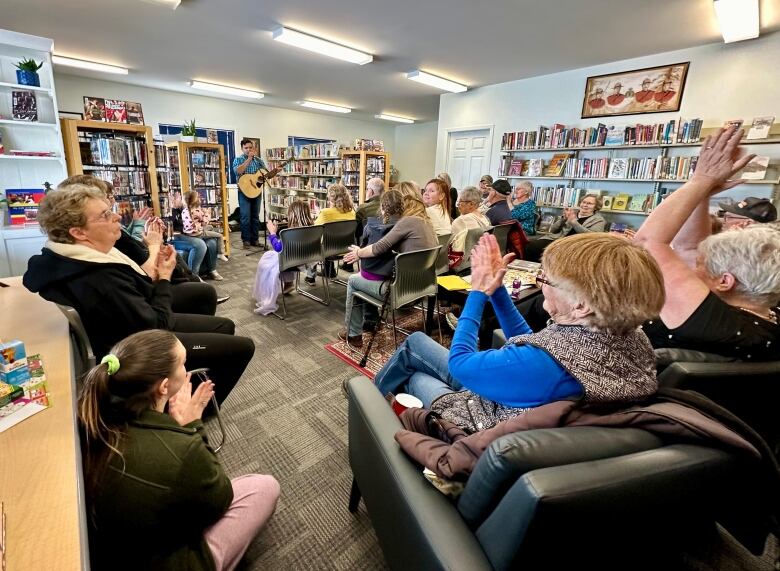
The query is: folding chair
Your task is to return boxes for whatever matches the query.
[322,220,358,286]
[276,225,329,319]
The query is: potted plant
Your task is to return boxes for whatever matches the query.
[180,119,197,142]
[15,58,44,87]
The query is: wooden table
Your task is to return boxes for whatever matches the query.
[0,277,88,570]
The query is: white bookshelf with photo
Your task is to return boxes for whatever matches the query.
[0,29,67,277]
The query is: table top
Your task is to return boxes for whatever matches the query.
[0,277,88,570]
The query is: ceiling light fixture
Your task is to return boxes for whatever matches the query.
[52,55,129,75]
[406,70,467,93]
[190,80,264,99]
[375,114,414,124]
[272,26,373,65]
[140,0,181,9]
[300,100,352,113]
[713,0,759,43]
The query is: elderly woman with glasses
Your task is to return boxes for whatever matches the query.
[23,184,254,405]
[374,232,664,431]
[508,181,537,236]
[448,185,491,270]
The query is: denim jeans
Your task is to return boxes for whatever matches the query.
[374,331,463,406]
[344,274,385,337]
[238,192,260,243]
[171,235,206,274]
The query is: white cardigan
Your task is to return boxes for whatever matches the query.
[426,205,452,236]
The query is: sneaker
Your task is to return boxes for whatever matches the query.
[217,254,229,262]
[209,270,224,281]
[445,312,459,331]
[282,282,295,294]
[304,276,316,286]
[338,329,363,348]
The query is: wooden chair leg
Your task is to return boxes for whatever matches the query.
[348,477,361,513]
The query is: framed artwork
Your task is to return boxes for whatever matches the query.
[581,62,689,118]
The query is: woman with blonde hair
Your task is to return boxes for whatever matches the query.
[314,183,355,224]
[339,182,438,347]
[375,232,664,431]
[79,329,278,570]
[423,178,453,236]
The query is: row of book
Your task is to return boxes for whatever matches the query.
[274,161,342,176]
[83,135,149,166]
[271,177,331,191]
[500,118,704,151]
[192,168,220,187]
[353,139,384,151]
[561,156,700,180]
[266,143,341,160]
[193,188,221,205]
[531,185,663,213]
[366,156,385,173]
[90,169,152,195]
[153,143,180,169]
[269,194,328,211]
[190,150,220,168]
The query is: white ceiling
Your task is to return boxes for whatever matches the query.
[2,0,778,123]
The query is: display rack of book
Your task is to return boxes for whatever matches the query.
[497,119,780,230]
[341,150,390,206]
[60,119,160,221]
[165,141,230,256]
[0,30,69,277]
[265,142,342,221]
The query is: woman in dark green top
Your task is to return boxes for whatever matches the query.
[78,329,279,570]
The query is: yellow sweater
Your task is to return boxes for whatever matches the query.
[314,208,356,225]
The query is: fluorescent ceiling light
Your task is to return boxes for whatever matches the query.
[375,114,414,124]
[406,70,467,93]
[190,80,264,99]
[714,0,759,43]
[300,100,351,113]
[140,0,181,8]
[52,55,128,75]
[272,26,373,65]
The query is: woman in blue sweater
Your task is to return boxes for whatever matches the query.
[375,233,665,429]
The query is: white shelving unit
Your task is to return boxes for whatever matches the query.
[0,28,67,277]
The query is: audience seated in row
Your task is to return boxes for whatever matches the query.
[23,182,253,404]
[170,191,223,280]
[423,178,453,236]
[507,180,537,236]
[182,190,229,262]
[79,329,278,570]
[314,183,356,224]
[355,177,385,240]
[435,172,459,221]
[448,186,490,270]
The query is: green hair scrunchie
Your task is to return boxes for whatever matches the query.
[101,354,121,376]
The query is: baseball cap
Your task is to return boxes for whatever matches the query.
[491,179,512,196]
[718,197,777,223]
[479,175,494,185]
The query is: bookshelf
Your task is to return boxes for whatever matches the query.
[497,122,780,224]
[164,141,230,256]
[266,142,341,221]
[341,150,390,206]
[0,29,67,277]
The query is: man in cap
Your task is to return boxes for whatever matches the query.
[720,197,777,230]
[484,179,513,225]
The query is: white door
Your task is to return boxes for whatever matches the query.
[445,128,492,192]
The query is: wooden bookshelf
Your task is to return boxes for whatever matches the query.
[165,141,230,256]
[341,150,390,205]
[60,118,161,216]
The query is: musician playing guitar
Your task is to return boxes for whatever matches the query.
[232,138,271,248]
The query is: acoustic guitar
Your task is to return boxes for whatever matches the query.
[237,157,295,199]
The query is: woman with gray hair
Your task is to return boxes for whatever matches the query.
[508,181,537,235]
[448,186,491,270]
[635,126,779,361]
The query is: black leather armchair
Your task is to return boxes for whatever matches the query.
[346,376,758,570]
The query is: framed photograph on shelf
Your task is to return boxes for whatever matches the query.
[581,62,689,119]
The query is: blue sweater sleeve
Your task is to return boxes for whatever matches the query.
[269,234,283,253]
[490,286,533,338]
[449,291,582,407]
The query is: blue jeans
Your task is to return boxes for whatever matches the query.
[171,235,217,274]
[345,274,384,336]
[238,192,260,243]
[374,331,463,407]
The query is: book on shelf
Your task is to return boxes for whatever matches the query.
[4,189,46,225]
[723,119,744,130]
[611,193,631,211]
[746,116,774,140]
[526,158,544,177]
[739,156,770,180]
[604,125,625,146]
[83,97,107,122]
[543,153,571,177]
[627,194,648,212]
[12,90,37,121]
[104,99,127,123]
[608,158,629,179]
[507,159,525,176]
[126,101,145,125]
[601,195,614,210]
[609,222,632,234]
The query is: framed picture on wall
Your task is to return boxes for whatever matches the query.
[581,62,689,118]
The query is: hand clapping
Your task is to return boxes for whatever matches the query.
[169,375,215,426]
[469,234,515,295]
[267,220,277,235]
[692,126,755,194]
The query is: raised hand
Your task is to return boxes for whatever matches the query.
[267,220,277,235]
[469,234,515,295]
[156,244,177,280]
[169,376,215,425]
[692,126,756,194]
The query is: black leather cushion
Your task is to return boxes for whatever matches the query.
[457,426,663,529]
[654,347,737,373]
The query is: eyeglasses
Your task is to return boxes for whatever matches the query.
[88,208,116,224]
[534,270,558,288]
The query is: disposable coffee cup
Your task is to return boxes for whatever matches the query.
[391,393,423,416]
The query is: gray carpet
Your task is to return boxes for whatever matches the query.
[205,235,387,570]
[205,233,777,571]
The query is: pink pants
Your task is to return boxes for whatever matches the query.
[204,474,280,571]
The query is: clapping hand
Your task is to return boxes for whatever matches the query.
[692,126,755,194]
[144,218,165,246]
[267,220,277,235]
[169,375,215,426]
[563,207,578,222]
[134,207,153,221]
[156,244,177,280]
[469,234,515,295]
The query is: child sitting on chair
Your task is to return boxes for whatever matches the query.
[182,190,228,261]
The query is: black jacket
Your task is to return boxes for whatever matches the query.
[23,248,174,358]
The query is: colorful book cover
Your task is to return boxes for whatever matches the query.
[543,153,571,177]
[628,193,647,211]
[104,99,127,123]
[527,159,544,177]
[125,101,145,125]
[746,116,774,140]
[608,158,629,179]
[84,97,107,121]
[601,195,614,210]
[12,90,38,121]
[507,159,525,176]
[611,193,631,211]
